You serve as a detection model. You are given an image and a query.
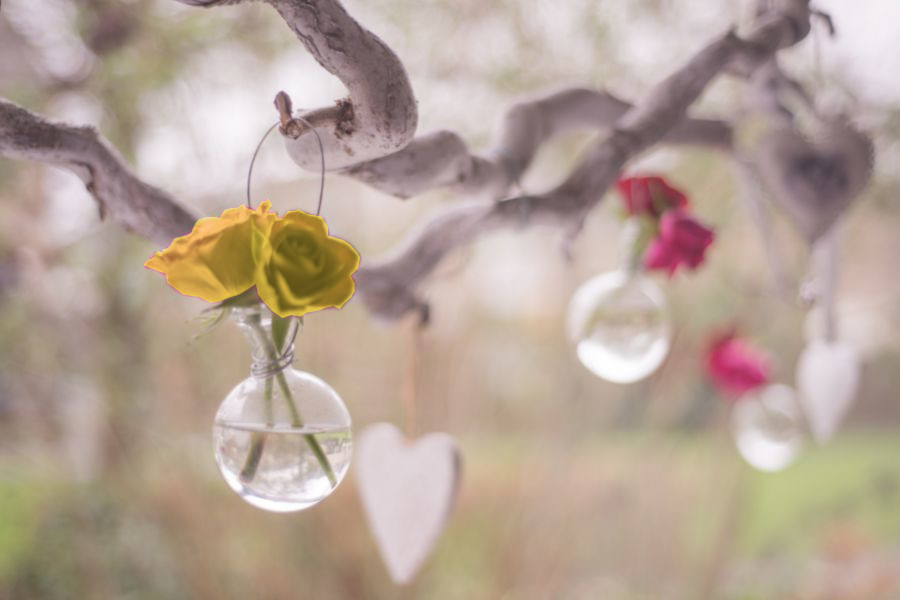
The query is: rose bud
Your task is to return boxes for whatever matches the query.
[616,175,688,219]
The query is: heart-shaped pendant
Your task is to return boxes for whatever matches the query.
[355,423,462,584]
[796,339,861,444]
[757,118,873,243]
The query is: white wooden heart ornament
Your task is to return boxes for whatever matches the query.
[757,118,873,243]
[355,423,462,584]
[796,339,861,444]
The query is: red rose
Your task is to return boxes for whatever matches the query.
[643,210,715,276]
[705,331,771,398]
[616,175,688,218]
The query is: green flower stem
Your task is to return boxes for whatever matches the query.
[624,218,654,277]
[274,371,337,487]
[240,432,266,482]
[239,316,337,487]
[239,375,273,483]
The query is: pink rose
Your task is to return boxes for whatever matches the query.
[616,175,688,218]
[643,210,714,276]
[705,331,771,398]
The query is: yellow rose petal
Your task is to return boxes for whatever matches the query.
[145,200,277,303]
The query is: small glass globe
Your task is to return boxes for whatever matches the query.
[213,305,352,512]
[732,384,804,472]
[566,270,671,383]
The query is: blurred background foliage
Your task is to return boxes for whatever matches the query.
[0,0,899,598]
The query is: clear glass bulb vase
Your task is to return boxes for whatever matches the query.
[567,270,670,383]
[213,304,352,512]
[731,384,804,472]
[566,220,671,384]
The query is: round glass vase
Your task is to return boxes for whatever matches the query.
[213,304,352,512]
[731,384,804,472]
[566,269,670,383]
[566,219,671,384]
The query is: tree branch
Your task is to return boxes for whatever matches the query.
[257,0,732,202]
[338,87,732,201]
[174,0,418,170]
[0,99,196,247]
[267,0,418,170]
[358,1,814,321]
[0,0,818,324]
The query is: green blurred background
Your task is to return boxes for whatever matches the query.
[1,1,899,598]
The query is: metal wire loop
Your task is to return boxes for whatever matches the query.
[246,115,327,216]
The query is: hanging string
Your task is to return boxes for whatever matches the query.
[815,226,840,343]
[245,115,328,216]
[403,319,424,439]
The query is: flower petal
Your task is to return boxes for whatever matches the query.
[144,204,276,302]
[254,210,360,318]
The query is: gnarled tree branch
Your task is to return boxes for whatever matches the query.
[1,0,819,324]
[337,87,732,201]
[176,0,418,170]
[0,99,196,247]
[257,0,732,202]
[357,1,815,321]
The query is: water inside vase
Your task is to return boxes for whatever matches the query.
[214,422,352,512]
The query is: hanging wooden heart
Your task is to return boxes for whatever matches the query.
[796,339,861,444]
[756,117,873,243]
[355,423,462,584]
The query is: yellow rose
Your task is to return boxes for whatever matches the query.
[144,201,276,302]
[254,210,359,318]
